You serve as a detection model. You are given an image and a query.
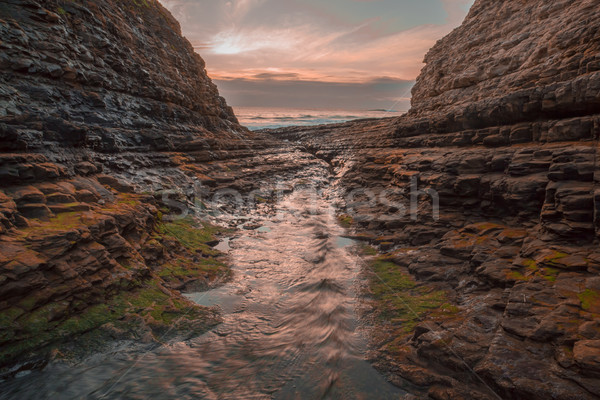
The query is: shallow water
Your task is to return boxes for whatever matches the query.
[0,172,406,399]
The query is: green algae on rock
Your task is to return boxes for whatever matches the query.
[367,258,459,335]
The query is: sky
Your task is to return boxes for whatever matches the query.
[159,0,474,111]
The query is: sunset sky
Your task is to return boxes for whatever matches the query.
[159,0,474,110]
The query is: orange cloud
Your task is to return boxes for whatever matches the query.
[159,0,474,107]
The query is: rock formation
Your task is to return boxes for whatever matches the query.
[267,0,600,398]
[0,0,287,375]
[1,0,600,398]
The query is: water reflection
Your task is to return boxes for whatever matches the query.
[0,174,406,399]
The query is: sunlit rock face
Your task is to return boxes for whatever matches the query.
[266,0,600,398]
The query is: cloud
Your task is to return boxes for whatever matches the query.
[227,0,269,22]
[159,0,474,107]
[208,27,299,54]
[214,76,414,110]
[202,20,459,83]
[252,72,301,80]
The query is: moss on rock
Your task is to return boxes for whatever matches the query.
[368,259,459,334]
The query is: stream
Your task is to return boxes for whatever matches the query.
[0,161,407,399]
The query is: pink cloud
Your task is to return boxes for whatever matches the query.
[161,0,473,84]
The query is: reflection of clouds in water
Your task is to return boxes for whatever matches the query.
[0,161,406,399]
[175,181,401,398]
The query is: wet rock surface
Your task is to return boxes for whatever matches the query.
[0,162,411,399]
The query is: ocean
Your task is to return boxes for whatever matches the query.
[233,107,405,131]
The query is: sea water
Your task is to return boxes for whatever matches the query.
[234,106,405,130]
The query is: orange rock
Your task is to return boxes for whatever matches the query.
[574,340,600,372]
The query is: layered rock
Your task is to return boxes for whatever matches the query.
[265,0,600,398]
[0,0,291,373]
[0,0,247,152]
[410,0,600,126]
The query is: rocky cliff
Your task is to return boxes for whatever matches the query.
[0,0,292,374]
[266,0,600,398]
[1,0,243,152]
